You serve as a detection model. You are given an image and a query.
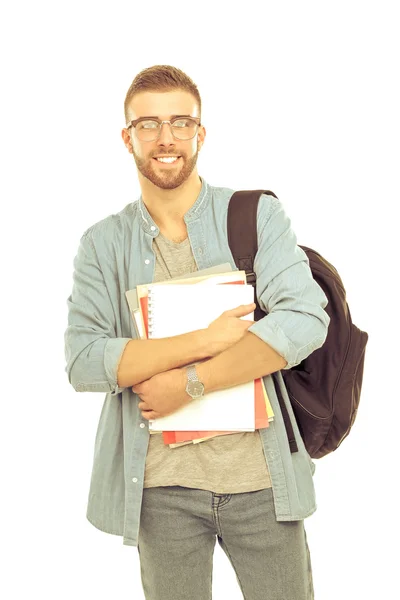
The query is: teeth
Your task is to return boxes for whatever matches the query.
[156,157,179,163]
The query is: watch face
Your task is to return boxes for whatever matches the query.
[187,380,205,398]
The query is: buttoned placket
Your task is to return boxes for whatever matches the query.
[131,421,149,482]
[126,209,159,503]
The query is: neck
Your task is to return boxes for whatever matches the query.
[139,171,202,230]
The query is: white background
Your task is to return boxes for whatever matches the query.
[1,1,399,598]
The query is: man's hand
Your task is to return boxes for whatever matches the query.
[132,367,192,420]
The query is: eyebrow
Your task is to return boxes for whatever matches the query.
[137,114,195,120]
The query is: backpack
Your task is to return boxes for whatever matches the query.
[227,189,369,459]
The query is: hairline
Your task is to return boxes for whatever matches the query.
[125,90,201,126]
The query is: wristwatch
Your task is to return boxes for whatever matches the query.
[185,365,205,400]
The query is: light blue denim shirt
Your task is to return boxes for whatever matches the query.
[64,176,330,547]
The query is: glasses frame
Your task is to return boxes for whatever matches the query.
[125,116,202,142]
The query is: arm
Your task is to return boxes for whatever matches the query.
[134,332,287,421]
[196,330,287,393]
[117,332,209,388]
[194,196,331,394]
[65,230,209,394]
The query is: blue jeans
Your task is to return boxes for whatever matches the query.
[137,485,314,599]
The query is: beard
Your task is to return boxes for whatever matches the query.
[132,146,199,190]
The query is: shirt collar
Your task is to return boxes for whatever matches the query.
[137,176,210,236]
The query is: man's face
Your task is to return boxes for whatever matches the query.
[123,90,205,190]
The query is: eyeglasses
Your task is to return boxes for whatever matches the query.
[126,116,201,142]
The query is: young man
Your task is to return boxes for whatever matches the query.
[65,65,330,599]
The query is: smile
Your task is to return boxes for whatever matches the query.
[153,156,181,165]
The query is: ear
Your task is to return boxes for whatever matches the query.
[198,126,206,151]
[121,128,133,153]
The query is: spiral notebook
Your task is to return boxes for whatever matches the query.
[125,262,236,340]
[146,283,256,431]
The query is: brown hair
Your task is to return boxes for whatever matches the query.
[123,65,202,125]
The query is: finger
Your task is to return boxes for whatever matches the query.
[138,402,152,411]
[132,381,146,390]
[141,410,157,420]
[226,303,256,315]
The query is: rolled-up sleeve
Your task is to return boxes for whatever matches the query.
[64,230,132,394]
[248,195,330,370]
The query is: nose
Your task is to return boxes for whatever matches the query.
[157,122,176,146]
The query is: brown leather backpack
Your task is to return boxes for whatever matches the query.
[227,190,369,459]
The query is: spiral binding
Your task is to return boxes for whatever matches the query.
[147,287,156,338]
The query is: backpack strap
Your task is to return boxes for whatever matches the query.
[227,189,277,321]
[227,189,298,453]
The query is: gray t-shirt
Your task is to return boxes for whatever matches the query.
[143,231,272,493]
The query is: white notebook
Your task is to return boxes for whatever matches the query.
[147,283,256,432]
[148,283,255,338]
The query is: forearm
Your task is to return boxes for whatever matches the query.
[196,331,288,393]
[117,329,210,387]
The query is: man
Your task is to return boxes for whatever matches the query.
[65,64,330,599]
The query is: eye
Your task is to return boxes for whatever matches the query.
[139,120,159,130]
[173,119,187,128]
[173,119,193,128]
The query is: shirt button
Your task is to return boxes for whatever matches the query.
[198,248,203,255]
[140,423,145,428]
[132,477,138,483]
[150,226,156,231]
[145,259,150,265]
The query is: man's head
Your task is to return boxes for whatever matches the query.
[121,65,206,190]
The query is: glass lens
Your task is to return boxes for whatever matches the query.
[135,118,198,141]
[171,118,198,140]
[136,120,160,141]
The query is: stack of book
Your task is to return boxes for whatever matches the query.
[125,263,274,448]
